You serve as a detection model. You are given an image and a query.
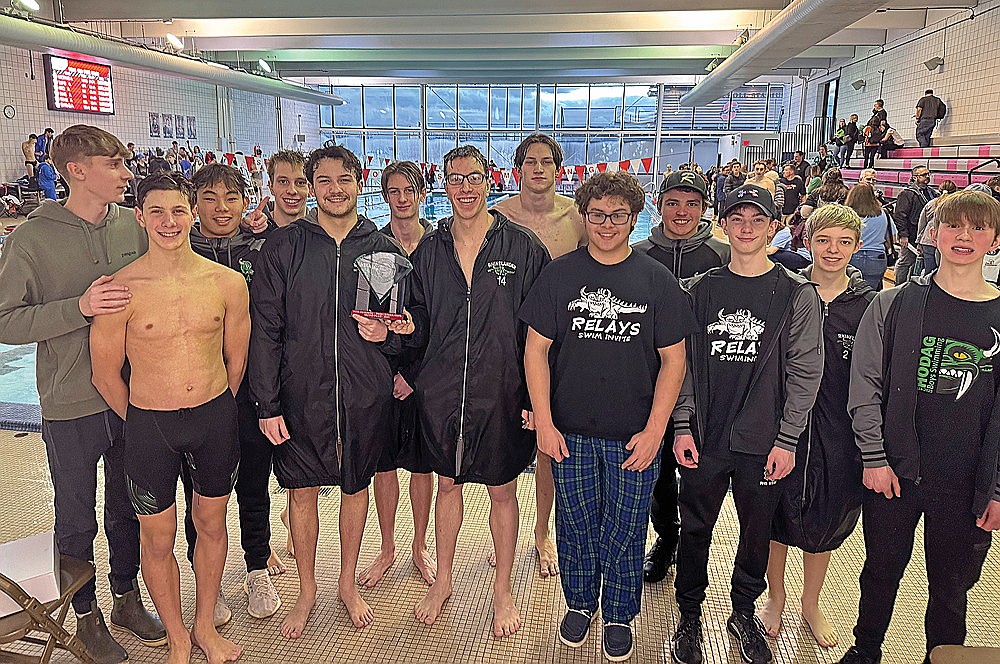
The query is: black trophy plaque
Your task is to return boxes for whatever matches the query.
[352,252,412,321]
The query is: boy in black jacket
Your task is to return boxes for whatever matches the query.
[670,185,824,664]
[840,191,1000,664]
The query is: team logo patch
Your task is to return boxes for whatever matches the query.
[916,328,1000,400]
[707,308,765,362]
[568,287,647,342]
[487,260,517,286]
[239,258,253,284]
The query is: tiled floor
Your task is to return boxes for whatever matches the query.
[0,428,995,663]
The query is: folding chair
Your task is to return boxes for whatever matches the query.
[931,645,1000,663]
[0,555,97,663]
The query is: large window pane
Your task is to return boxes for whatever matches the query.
[490,87,521,130]
[333,130,363,157]
[396,132,422,162]
[457,87,489,130]
[427,132,457,166]
[539,86,555,130]
[555,85,588,129]
[766,84,788,132]
[364,87,393,128]
[365,132,393,162]
[692,138,721,172]
[395,86,421,128]
[589,84,624,131]
[622,136,654,161]
[333,86,362,128]
[555,133,586,166]
[729,85,770,131]
[522,86,537,130]
[658,138,692,173]
[457,131,489,160]
[694,93,730,131]
[488,132,521,168]
[427,86,457,129]
[660,85,694,131]
[623,85,657,131]
[320,105,333,128]
[587,134,620,164]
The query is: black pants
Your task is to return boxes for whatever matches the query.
[675,448,781,616]
[853,481,992,660]
[41,411,140,613]
[181,394,274,572]
[863,145,879,169]
[843,142,857,168]
[649,423,680,551]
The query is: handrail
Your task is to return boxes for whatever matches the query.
[970,158,1000,182]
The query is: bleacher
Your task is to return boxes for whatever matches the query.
[841,144,1000,199]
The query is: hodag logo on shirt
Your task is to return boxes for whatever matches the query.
[916,328,1000,400]
[708,308,765,362]
[487,260,516,286]
[568,286,647,342]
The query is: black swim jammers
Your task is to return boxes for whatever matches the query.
[123,391,240,516]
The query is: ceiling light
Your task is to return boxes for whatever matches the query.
[258,59,271,73]
[165,33,184,51]
[14,0,40,11]
[851,79,866,91]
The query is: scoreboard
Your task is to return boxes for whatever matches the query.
[43,55,115,115]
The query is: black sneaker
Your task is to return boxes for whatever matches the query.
[559,609,595,648]
[726,611,773,664]
[602,622,634,662]
[836,646,882,663]
[643,536,676,583]
[671,613,703,664]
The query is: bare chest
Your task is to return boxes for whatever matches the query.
[127,282,226,342]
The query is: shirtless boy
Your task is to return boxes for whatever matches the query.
[91,172,250,664]
[492,133,586,577]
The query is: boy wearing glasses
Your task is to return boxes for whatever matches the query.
[407,145,549,638]
[670,184,824,664]
[520,171,694,661]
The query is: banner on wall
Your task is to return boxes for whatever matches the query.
[175,114,185,139]
[148,112,160,138]
[161,112,173,138]
[187,116,197,140]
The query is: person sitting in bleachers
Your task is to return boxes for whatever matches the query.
[878,121,905,158]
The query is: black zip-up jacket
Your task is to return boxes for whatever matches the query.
[190,225,268,403]
[632,221,730,279]
[249,210,405,492]
[407,211,550,485]
[848,274,1000,516]
[893,181,935,242]
[673,264,824,455]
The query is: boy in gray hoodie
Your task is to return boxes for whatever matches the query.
[0,125,164,663]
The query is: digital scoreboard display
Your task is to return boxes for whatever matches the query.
[43,55,115,115]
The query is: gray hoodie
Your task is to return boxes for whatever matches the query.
[632,221,730,279]
[0,200,147,420]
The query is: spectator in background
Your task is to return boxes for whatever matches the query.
[791,151,809,182]
[915,180,958,276]
[22,133,38,180]
[37,156,58,200]
[723,161,746,197]
[862,123,883,170]
[845,183,890,291]
[166,140,179,161]
[842,114,860,168]
[778,163,804,224]
[811,144,838,172]
[878,121,905,158]
[892,165,935,283]
[805,165,823,195]
[179,153,193,178]
[832,119,848,163]
[915,89,946,148]
[802,168,848,219]
[986,175,1000,203]
[34,127,54,163]
[714,163,732,218]
[746,161,783,217]
[868,100,887,129]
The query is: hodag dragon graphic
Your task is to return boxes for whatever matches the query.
[568,287,647,319]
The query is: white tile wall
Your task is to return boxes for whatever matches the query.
[795,0,1000,145]
[0,45,323,183]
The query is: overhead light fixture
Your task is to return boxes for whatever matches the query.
[258,59,271,73]
[923,57,944,71]
[165,33,184,51]
[13,0,40,11]
[851,79,866,91]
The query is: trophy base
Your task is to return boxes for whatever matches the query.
[351,309,406,321]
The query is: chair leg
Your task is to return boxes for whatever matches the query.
[19,598,96,664]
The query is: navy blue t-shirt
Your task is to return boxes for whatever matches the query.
[518,246,697,441]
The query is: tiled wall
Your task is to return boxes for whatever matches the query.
[796,0,1000,144]
[0,44,323,183]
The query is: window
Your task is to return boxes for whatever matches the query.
[587,134,620,164]
[457,87,489,130]
[395,87,421,128]
[660,86,694,131]
[427,86,457,129]
[729,85,770,131]
[320,105,333,128]
[767,84,788,131]
[490,86,522,130]
[458,131,489,158]
[333,131,363,157]
[589,84,624,131]
[363,87,393,128]
[522,86,538,130]
[694,93,730,131]
[623,85,656,130]
[622,136,654,162]
[555,85,589,129]
[365,132,394,161]
[539,86,555,130]
[488,132,522,167]
[333,86,362,128]
[692,138,721,171]
[658,139,692,172]
[395,132,421,162]
[427,132,457,166]
[555,133,586,166]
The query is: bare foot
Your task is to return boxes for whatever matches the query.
[535,535,559,578]
[339,581,375,628]
[412,545,437,585]
[358,547,396,589]
[492,590,521,638]
[802,603,838,648]
[165,635,193,664]
[280,508,294,558]
[280,589,315,640]
[267,548,286,576]
[191,626,243,664]
[487,549,496,567]
[758,594,784,638]
[414,580,452,626]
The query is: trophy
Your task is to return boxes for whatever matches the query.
[352,252,412,321]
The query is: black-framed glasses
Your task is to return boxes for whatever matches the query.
[444,172,487,186]
[584,210,634,226]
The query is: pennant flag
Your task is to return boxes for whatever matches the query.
[512,169,521,186]
[606,162,619,173]
[223,153,235,165]
[383,158,390,167]
[620,161,631,172]
[556,166,565,181]
[641,157,653,173]
[575,165,586,181]
[245,156,255,171]
[367,155,373,165]
[587,164,598,176]
[630,159,642,173]
[501,169,513,189]
[491,168,502,187]
[363,168,370,183]
[370,169,381,183]
[596,162,608,173]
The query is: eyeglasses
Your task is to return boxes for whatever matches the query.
[444,172,487,186]
[584,211,634,226]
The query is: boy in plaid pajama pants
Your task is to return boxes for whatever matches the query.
[520,171,695,661]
